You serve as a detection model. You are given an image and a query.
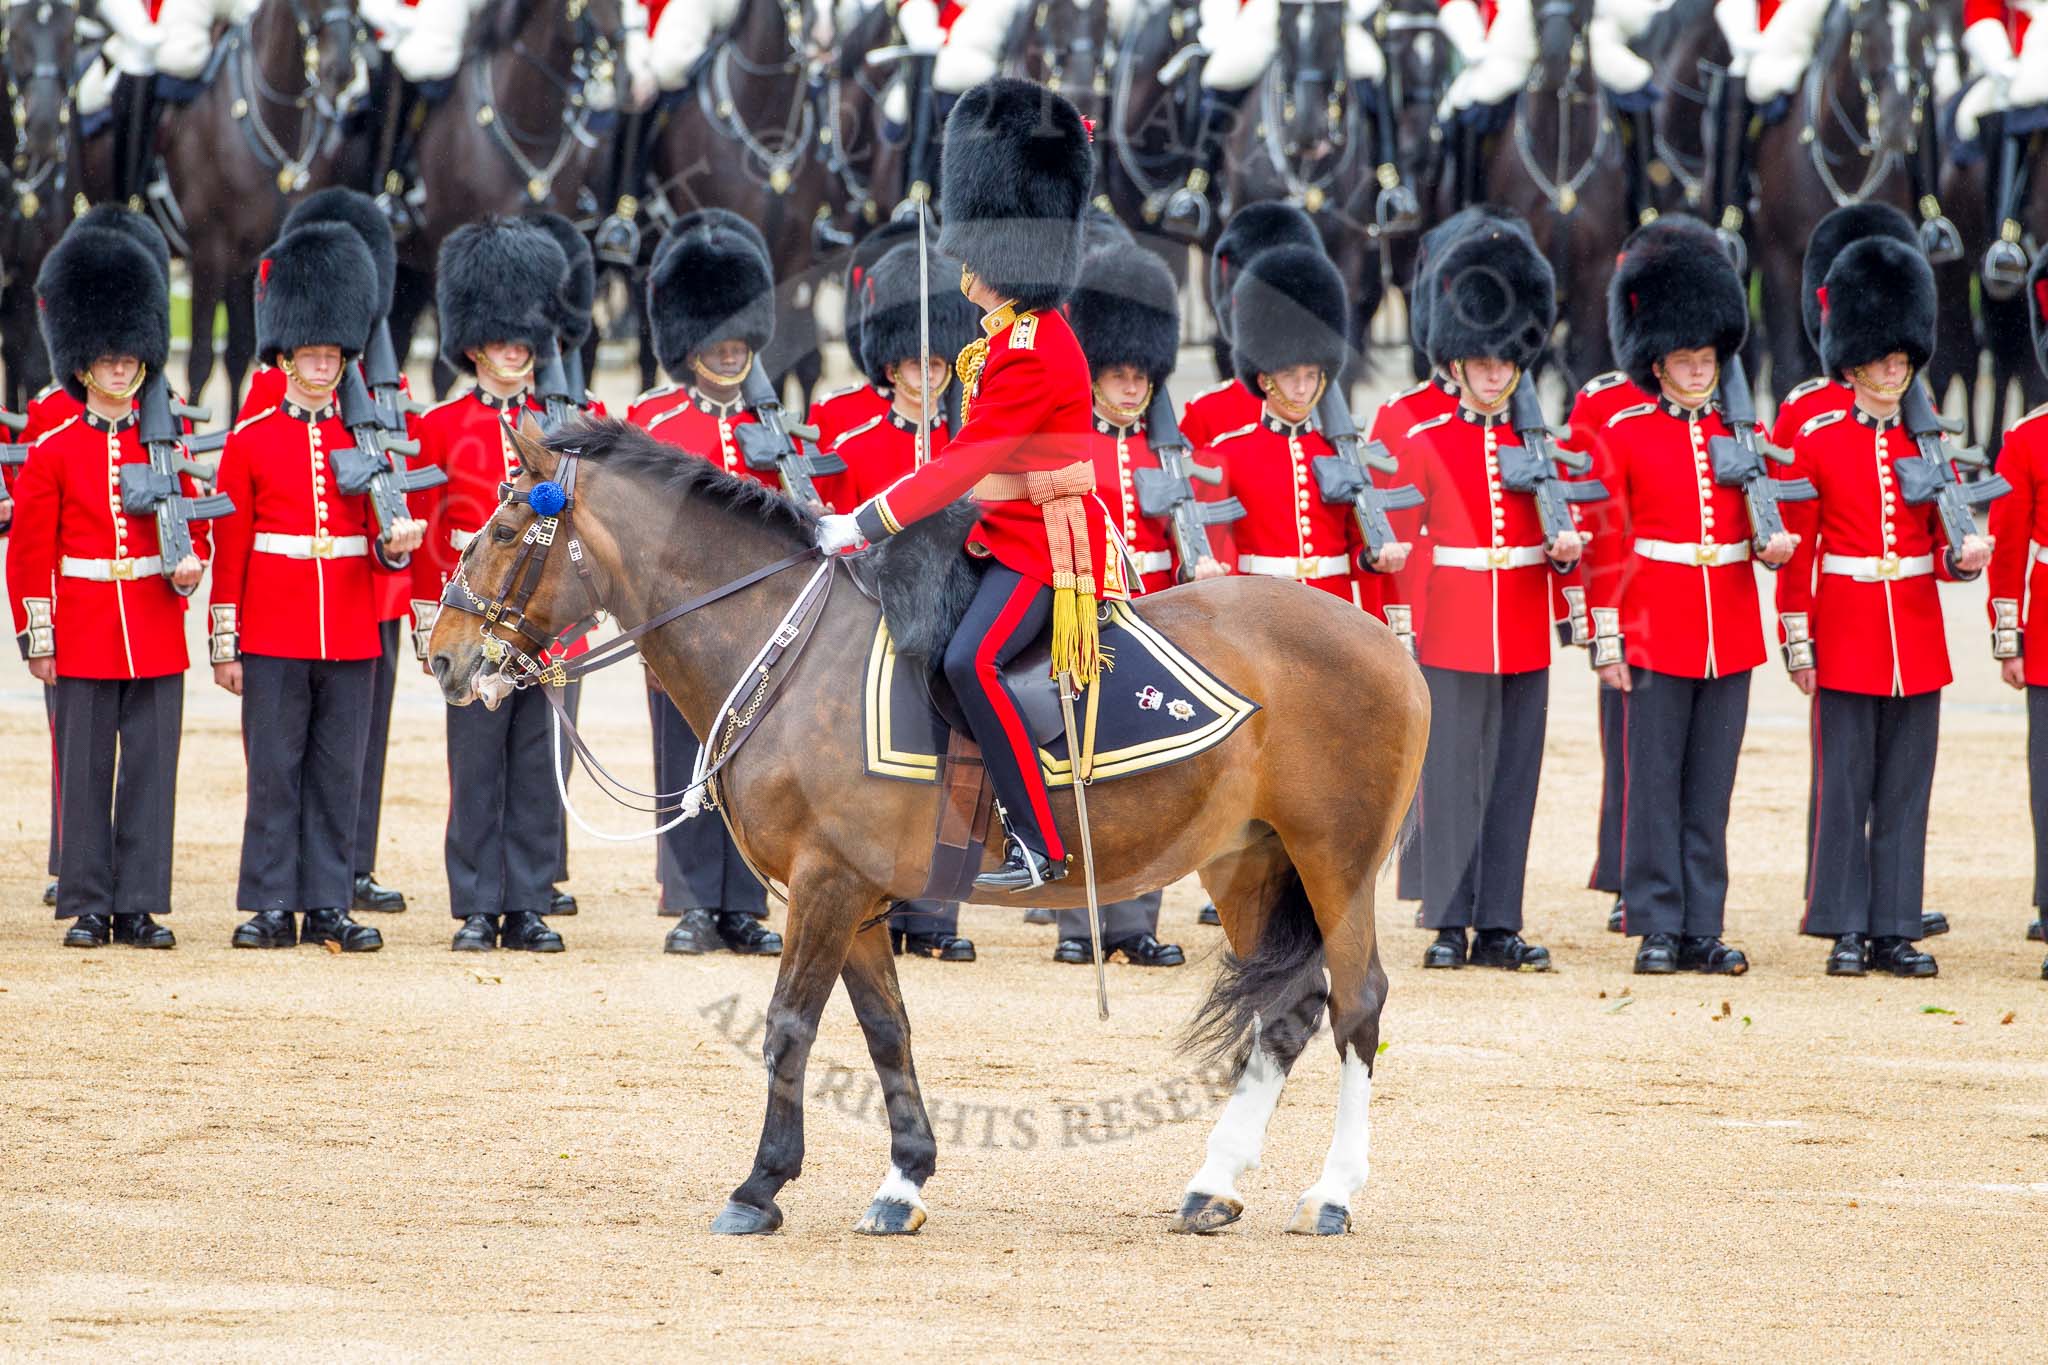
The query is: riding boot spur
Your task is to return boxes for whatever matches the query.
[1357,78,1419,233]
[374,79,431,237]
[1162,86,1249,243]
[1908,88,1962,264]
[1709,83,1754,274]
[1983,122,2032,300]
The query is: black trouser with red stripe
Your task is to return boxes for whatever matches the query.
[443,683,564,919]
[1620,668,1750,939]
[352,618,401,879]
[238,655,372,913]
[1590,682,1626,895]
[2030,686,2048,911]
[942,565,1064,864]
[1418,666,1547,931]
[53,674,182,920]
[1803,688,1939,941]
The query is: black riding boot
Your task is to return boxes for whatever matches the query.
[594,110,649,267]
[114,73,160,211]
[373,77,427,238]
[1455,117,1488,207]
[1709,75,1753,274]
[1625,107,1660,228]
[1909,90,1962,264]
[1162,86,1248,242]
[1360,78,1419,233]
[893,59,943,218]
[1984,123,2031,300]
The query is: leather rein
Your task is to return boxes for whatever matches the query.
[436,449,832,813]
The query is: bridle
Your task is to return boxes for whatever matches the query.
[221,0,361,198]
[1511,0,1608,218]
[4,0,77,225]
[1801,0,1927,208]
[469,0,626,204]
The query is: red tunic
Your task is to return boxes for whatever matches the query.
[1777,406,1962,696]
[1086,415,1232,596]
[629,387,779,491]
[1769,376,1851,451]
[853,306,1113,593]
[6,411,205,679]
[1581,397,1769,678]
[1384,405,1561,675]
[815,408,951,515]
[211,401,397,662]
[1180,378,1263,453]
[21,385,84,443]
[809,382,893,455]
[1210,413,1369,607]
[1987,404,2048,684]
[408,387,546,606]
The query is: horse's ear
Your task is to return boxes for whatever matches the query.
[509,413,558,480]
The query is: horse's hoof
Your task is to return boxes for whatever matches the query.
[1171,1191,1244,1234]
[1284,1198,1352,1236]
[854,1198,927,1235]
[710,1199,784,1235]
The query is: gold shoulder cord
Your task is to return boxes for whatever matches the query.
[955,338,988,427]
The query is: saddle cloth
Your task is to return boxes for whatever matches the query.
[861,597,1260,789]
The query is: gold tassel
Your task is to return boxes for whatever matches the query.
[1049,570,1079,683]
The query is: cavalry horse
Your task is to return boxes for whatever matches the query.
[1005,0,1111,199]
[644,0,834,406]
[388,0,627,397]
[1750,0,1933,402]
[426,416,1426,1238]
[1099,0,1204,280]
[1371,0,1453,378]
[818,0,902,243]
[1643,0,1725,224]
[1468,0,1628,387]
[1,0,79,409]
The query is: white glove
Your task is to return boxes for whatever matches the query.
[817,513,867,554]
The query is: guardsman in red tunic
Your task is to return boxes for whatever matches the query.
[1385,217,1579,971]
[1207,244,1379,609]
[1779,235,1993,977]
[629,210,783,957]
[1590,215,1792,976]
[7,212,198,949]
[820,78,1113,893]
[1986,248,2048,975]
[1181,204,1324,454]
[212,224,423,953]
[809,220,918,453]
[409,219,577,954]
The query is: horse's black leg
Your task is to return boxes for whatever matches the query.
[223,271,257,408]
[840,913,938,1235]
[184,271,219,410]
[713,874,861,1235]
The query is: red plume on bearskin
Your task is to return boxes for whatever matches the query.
[254,222,381,364]
[1209,201,1321,345]
[1799,202,1916,353]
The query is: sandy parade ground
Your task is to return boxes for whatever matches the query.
[2,345,2045,1361]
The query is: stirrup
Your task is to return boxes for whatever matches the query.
[594,207,641,268]
[1375,181,1421,234]
[1918,212,1963,266]
[1983,236,2028,301]
[1160,185,1213,244]
[1714,224,1748,277]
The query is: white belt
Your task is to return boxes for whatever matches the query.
[1238,552,1351,580]
[60,554,163,581]
[1432,543,1547,571]
[253,532,369,560]
[450,528,476,552]
[1634,537,1753,567]
[1131,549,1174,576]
[1820,552,1934,582]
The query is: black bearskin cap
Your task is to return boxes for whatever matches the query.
[647,212,776,378]
[937,77,1093,310]
[1407,206,1531,358]
[1082,203,1134,255]
[1608,214,1750,395]
[282,187,397,320]
[1801,202,1916,351]
[36,220,170,401]
[1210,201,1321,341]
[858,242,980,390]
[523,210,598,350]
[1426,218,1555,370]
[1070,246,1181,388]
[71,203,171,284]
[255,222,380,363]
[1229,244,1348,389]
[437,218,569,374]
[2029,246,2048,380]
[1818,236,1936,378]
[843,218,919,382]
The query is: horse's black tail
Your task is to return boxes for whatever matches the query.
[1182,867,1327,1078]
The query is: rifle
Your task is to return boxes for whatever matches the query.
[1501,380,1608,553]
[534,343,580,434]
[1308,387,1421,559]
[1130,386,1244,579]
[1896,380,2009,562]
[736,364,846,507]
[2,409,29,467]
[120,374,235,596]
[330,364,443,558]
[360,317,423,434]
[1708,354,1815,552]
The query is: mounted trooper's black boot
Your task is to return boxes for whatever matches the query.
[372,73,428,239]
[594,110,649,267]
[1624,106,1660,228]
[1909,89,1962,264]
[1707,70,1753,275]
[1359,78,1419,233]
[1162,86,1248,242]
[1983,118,2032,300]
[974,837,1068,895]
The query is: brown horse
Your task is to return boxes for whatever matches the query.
[426,416,1426,1238]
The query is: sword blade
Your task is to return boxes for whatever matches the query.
[1059,671,1108,1020]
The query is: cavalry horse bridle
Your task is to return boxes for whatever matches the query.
[468,0,627,204]
[1510,0,1609,218]
[1799,0,1928,209]
[4,0,77,227]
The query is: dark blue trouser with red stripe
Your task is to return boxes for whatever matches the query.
[942,565,1065,864]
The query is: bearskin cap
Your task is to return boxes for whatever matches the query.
[1818,235,1937,378]
[647,212,776,378]
[1608,214,1750,395]
[1408,206,1531,359]
[255,222,380,363]
[70,203,171,284]
[436,218,569,374]
[937,77,1093,310]
[36,219,170,402]
[523,210,598,350]
[858,242,982,390]
[1229,244,1349,390]
[1801,202,1916,351]
[1082,203,1135,255]
[1070,246,1181,388]
[282,187,397,320]
[1210,201,1321,341]
[843,219,919,381]
[1426,217,1556,371]
[2029,246,2048,380]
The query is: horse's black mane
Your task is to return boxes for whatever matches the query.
[549,418,819,545]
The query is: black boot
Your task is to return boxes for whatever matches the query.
[1678,935,1748,975]
[1909,90,1962,264]
[43,879,58,907]
[1422,927,1466,969]
[1360,78,1419,233]
[1023,905,1056,925]
[973,840,1067,894]
[451,914,500,951]
[1625,107,1660,228]
[63,914,112,948]
[1455,117,1489,208]
[1197,900,1222,927]
[1868,935,1937,978]
[112,73,159,210]
[112,913,176,949]
[373,77,426,238]
[663,908,721,954]
[895,929,977,961]
[232,910,297,949]
[1920,909,1950,937]
[352,873,407,913]
[1708,68,1752,274]
[1984,126,2031,300]
[549,888,578,917]
[2028,917,2044,942]
[1606,896,1626,933]
[1108,932,1185,967]
[716,911,783,955]
[594,111,649,267]
[1469,929,1552,971]
[1634,932,1680,974]
[302,909,383,953]
[500,910,564,952]
[1161,87,1245,243]
[1825,932,1868,977]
